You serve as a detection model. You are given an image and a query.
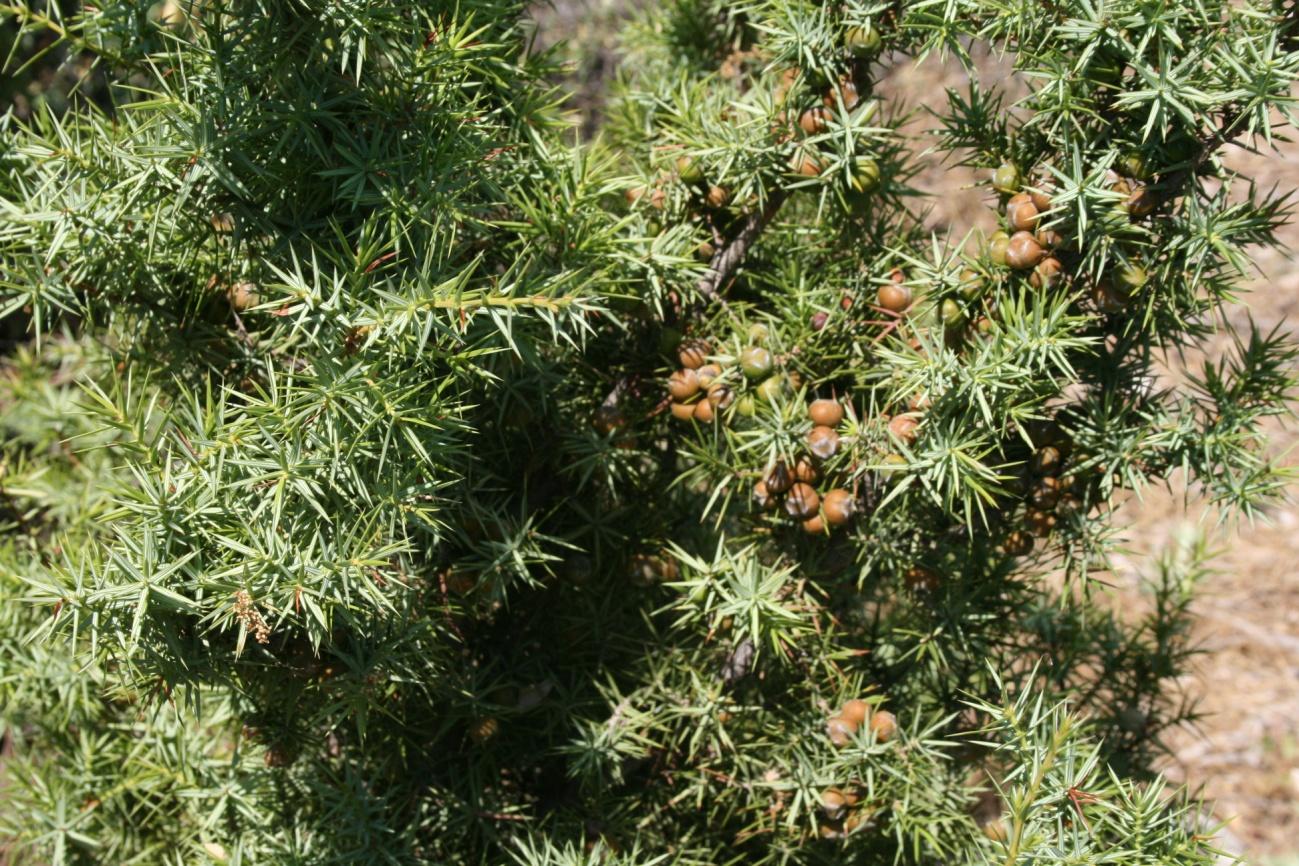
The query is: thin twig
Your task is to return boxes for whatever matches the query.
[1156,105,1247,204]
[698,189,789,304]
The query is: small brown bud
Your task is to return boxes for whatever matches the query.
[793,455,819,483]
[1006,193,1039,232]
[826,715,856,747]
[799,107,831,135]
[808,399,844,427]
[822,489,855,525]
[821,787,848,820]
[823,77,860,110]
[678,339,710,369]
[468,717,500,744]
[840,699,869,727]
[1126,185,1158,217]
[869,709,897,741]
[877,282,911,313]
[670,402,696,422]
[1005,231,1045,270]
[888,413,920,444]
[784,482,820,519]
[226,281,260,311]
[807,425,840,459]
[789,151,823,177]
[668,368,701,400]
[1030,256,1064,289]
[765,461,793,494]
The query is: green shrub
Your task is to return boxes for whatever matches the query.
[1,0,1295,862]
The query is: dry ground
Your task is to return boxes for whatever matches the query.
[531,5,1299,857]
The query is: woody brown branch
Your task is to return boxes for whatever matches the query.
[697,189,789,302]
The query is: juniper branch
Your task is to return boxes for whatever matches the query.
[697,189,789,303]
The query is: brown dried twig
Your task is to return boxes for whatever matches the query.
[698,189,789,304]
